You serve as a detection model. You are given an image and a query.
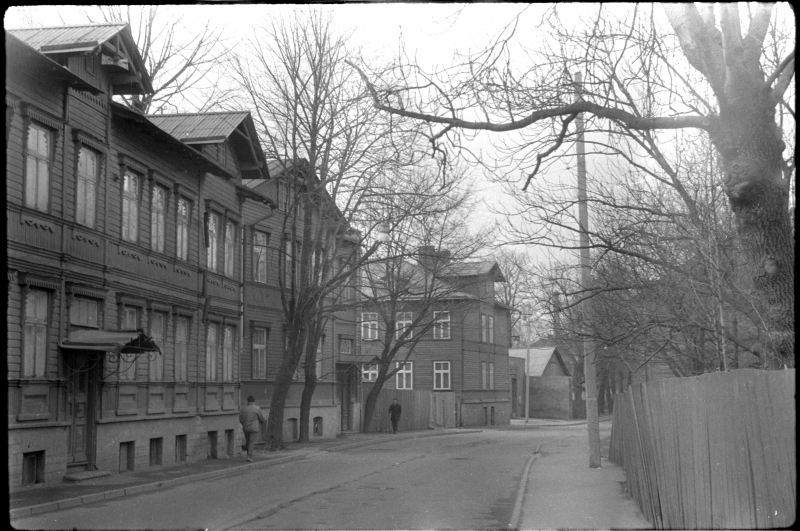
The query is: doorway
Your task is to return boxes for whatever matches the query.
[65,352,99,470]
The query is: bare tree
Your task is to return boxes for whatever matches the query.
[347,3,795,364]
[82,5,233,113]
[356,170,489,432]
[229,9,434,448]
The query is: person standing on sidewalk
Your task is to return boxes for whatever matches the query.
[240,396,266,461]
[388,398,402,434]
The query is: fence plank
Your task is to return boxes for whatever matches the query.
[673,377,696,530]
[764,369,796,527]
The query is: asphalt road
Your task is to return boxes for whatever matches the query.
[12,428,571,530]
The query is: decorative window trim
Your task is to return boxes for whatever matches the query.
[172,182,198,203]
[116,295,146,308]
[119,153,148,177]
[66,283,106,300]
[21,102,64,133]
[147,301,172,313]
[171,305,195,318]
[71,128,107,154]
[18,272,59,291]
[250,320,272,331]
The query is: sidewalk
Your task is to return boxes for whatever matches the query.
[518,420,653,530]
[8,427,477,521]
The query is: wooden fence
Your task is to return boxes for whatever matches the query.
[609,369,795,529]
[363,388,432,433]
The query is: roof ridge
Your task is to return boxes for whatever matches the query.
[147,111,250,117]
[6,22,128,31]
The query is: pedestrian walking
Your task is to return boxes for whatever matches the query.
[240,395,266,461]
[388,398,402,434]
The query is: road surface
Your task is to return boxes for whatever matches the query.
[12,427,576,530]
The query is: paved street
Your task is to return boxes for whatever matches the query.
[13,427,576,530]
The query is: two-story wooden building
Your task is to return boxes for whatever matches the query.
[357,247,512,428]
[6,23,261,488]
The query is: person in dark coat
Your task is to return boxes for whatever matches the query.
[239,396,266,461]
[388,398,402,434]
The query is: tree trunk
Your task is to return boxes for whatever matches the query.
[362,373,390,433]
[712,101,794,365]
[265,343,303,450]
[298,375,316,443]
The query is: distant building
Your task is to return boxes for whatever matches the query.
[359,247,512,428]
[509,346,577,419]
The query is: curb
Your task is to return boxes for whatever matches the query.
[9,429,478,521]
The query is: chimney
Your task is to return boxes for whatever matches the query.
[417,246,450,271]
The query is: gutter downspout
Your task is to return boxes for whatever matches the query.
[459,317,464,428]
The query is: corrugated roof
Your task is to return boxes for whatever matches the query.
[7,23,129,53]
[146,112,252,143]
[509,347,564,377]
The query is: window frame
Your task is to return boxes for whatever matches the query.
[481,361,488,390]
[69,296,100,328]
[176,197,191,261]
[121,170,141,243]
[148,311,167,381]
[150,183,168,253]
[24,121,53,212]
[433,361,451,390]
[361,312,378,341]
[206,322,219,381]
[222,324,234,382]
[433,311,451,340]
[206,212,219,272]
[339,338,352,355]
[253,230,269,283]
[252,326,268,380]
[174,315,189,382]
[396,361,413,390]
[224,220,236,278]
[488,361,495,390]
[22,287,49,378]
[396,312,413,340]
[362,364,378,382]
[75,144,100,228]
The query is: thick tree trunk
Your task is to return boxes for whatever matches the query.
[712,104,795,365]
[265,345,303,450]
[298,375,316,443]
[362,377,388,433]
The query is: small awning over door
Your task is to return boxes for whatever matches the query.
[59,329,160,354]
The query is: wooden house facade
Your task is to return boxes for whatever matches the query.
[5,24,256,489]
[358,248,513,428]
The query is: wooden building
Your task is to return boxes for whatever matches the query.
[6,24,256,488]
[358,247,512,428]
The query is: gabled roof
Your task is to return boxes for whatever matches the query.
[146,111,252,143]
[5,32,103,95]
[111,102,235,180]
[6,23,152,94]
[441,261,506,282]
[509,347,571,377]
[147,111,269,179]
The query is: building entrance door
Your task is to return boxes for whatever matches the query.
[65,352,98,469]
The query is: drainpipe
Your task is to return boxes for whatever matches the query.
[459,317,464,428]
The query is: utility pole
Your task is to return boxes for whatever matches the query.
[525,321,530,423]
[575,71,601,468]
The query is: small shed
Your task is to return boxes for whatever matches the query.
[509,346,576,419]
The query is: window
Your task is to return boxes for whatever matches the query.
[481,361,487,390]
[253,231,269,283]
[222,325,234,382]
[151,185,167,252]
[481,314,494,343]
[118,353,137,381]
[315,336,324,379]
[396,361,413,389]
[174,316,189,381]
[362,365,378,382]
[224,221,236,277]
[252,327,267,379]
[176,198,190,261]
[23,289,49,378]
[339,338,352,355]
[361,312,378,340]
[206,213,218,271]
[25,123,51,211]
[76,146,98,227]
[206,323,218,381]
[489,362,495,390]
[121,171,140,242]
[433,311,450,339]
[121,306,139,330]
[396,312,413,339]
[70,297,99,327]
[149,312,166,381]
[434,361,451,390]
